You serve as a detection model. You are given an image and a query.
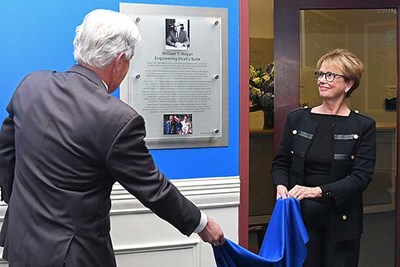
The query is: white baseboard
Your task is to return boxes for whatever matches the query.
[111,176,240,267]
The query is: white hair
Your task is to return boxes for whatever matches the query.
[73,9,141,69]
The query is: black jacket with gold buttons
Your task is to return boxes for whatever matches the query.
[272,107,376,242]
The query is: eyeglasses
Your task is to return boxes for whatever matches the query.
[314,71,349,82]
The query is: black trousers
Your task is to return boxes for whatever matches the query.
[301,199,360,267]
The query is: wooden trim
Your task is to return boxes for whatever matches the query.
[299,0,400,8]
[274,0,300,155]
[396,9,400,267]
[239,0,250,248]
[376,123,397,130]
[249,129,274,135]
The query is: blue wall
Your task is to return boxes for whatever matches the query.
[0,0,239,179]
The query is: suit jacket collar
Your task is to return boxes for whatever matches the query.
[67,64,107,92]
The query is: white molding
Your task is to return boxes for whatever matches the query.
[0,176,240,219]
[114,239,201,267]
[114,239,200,254]
[110,176,240,215]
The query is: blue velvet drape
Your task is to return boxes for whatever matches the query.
[213,198,309,267]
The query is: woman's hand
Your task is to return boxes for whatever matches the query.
[288,185,322,200]
[276,185,289,199]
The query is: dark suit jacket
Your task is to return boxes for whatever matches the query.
[166,30,190,47]
[272,107,376,242]
[163,120,177,134]
[0,65,201,266]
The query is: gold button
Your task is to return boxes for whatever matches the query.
[292,130,297,135]
[291,150,294,154]
[353,134,359,139]
[351,155,355,160]
[355,110,359,113]
[342,215,347,220]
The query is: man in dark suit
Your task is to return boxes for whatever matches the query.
[164,115,178,134]
[166,21,190,48]
[0,9,224,266]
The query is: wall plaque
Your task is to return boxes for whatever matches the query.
[120,3,228,149]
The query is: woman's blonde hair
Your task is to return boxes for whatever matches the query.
[316,48,365,97]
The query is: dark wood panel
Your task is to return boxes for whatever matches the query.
[274,0,300,154]
[299,0,400,8]
[249,134,275,217]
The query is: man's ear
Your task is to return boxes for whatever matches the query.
[114,53,126,72]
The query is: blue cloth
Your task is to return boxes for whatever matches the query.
[213,198,309,267]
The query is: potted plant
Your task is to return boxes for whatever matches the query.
[249,62,274,129]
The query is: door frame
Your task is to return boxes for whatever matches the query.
[239,0,250,247]
[274,0,400,264]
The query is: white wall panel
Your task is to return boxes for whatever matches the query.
[0,176,240,267]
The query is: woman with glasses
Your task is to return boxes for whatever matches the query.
[272,48,376,267]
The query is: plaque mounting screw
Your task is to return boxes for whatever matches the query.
[135,74,141,79]
[214,129,220,134]
[136,17,141,22]
[214,21,219,25]
[214,75,219,80]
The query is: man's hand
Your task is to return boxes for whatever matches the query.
[198,217,225,246]
[174,42,184,48]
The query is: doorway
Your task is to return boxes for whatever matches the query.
[275,1,400,265]
[300,9,396,266]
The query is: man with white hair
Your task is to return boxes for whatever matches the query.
[0,9,224,266]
